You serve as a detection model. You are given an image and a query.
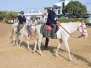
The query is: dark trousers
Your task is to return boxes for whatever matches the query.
[50,24,56,36]
[44,24,56,47]
[45,38,49,47]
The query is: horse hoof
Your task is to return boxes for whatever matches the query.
[27,48,30,51]
[40,53,43,56]
[32,50,36,53]
[69,58,72,61]
[56,54,59,57]
[18,46,20,48]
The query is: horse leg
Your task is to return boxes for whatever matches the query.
[26,36,30,50]
[16,39,19,46]
[12,40,16,45]
[26,40,30,50]
[18,35,23,47]
[33,38,38,53]
[10,29,13,43]
[12,30,16,46]
[56,39,62,57]
[37,36,43,56]
[16,34,19,46]
[63,39,72,61]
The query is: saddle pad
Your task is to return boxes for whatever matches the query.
[44,25,52,30]
[40,24,51,38]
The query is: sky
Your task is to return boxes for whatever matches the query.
[0,0,91,12]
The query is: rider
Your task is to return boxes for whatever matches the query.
[18,11,26,33]
[44,5,59,49]
[46,5,58,38]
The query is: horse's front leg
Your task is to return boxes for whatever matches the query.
[63,39,72,61]
[26,36,31,50]
[37,36,43,56]
[56,39,62,57]
[18,35,23,48]
[13,33,18,46]
[26,40,30,50]
[33,38,38,53]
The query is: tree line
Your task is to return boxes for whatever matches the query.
[0,1,87,23]
[62,1,87,18]
[0,11,18,22]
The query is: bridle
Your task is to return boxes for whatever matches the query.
[78,22,87,33]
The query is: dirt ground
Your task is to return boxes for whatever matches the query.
[0,23,91,68]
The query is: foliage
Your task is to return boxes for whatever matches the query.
[0,11,18,23]
[62,1,87,18]
[0,11,6,21]
[5,11,18,20]
[57,18,87,23]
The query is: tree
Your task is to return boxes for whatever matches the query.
[62,1,87,18]
[5,11,18,20]
[0,11,6,21]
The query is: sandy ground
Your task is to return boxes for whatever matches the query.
[0,23,91,68]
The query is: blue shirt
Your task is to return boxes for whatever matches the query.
[18,15,26,24]
[46,10,57,25]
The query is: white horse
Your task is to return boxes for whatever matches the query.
[18,18,46,50]
[11,17,38,50]
[33,21,88,61]
[18,19,38,50]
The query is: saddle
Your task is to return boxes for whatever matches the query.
[40,24,59,38]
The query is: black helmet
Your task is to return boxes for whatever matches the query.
[20,11,24,14]
[52,5,59,9]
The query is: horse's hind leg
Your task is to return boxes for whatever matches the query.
[16,35,19,46]
[56,39,62,57]
[63,39,72,61]
[12,40,16,45]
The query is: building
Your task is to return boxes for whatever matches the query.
[23,0,79,19]
[22,10,44,19]
[54,0,71,15]
[44,0,79,18]
[44,0,71,18]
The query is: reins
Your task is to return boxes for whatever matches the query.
[57,23,81,38]
[58,23,71,35]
